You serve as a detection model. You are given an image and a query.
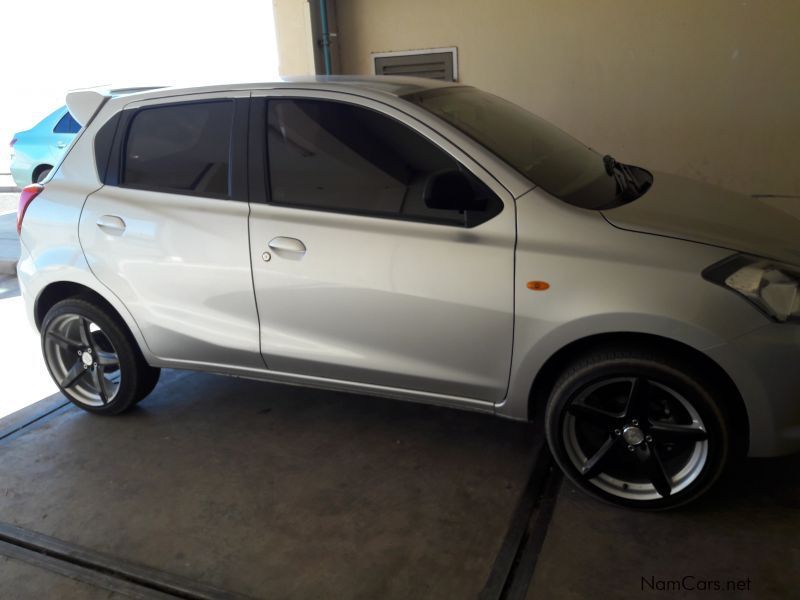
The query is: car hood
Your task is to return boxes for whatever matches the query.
[602,171,800,266]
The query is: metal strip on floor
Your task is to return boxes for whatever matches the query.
[0,400,70,443]
[0,522,252,600]
[501,471,561,600]
[479,431,561,600]
[0,539,175,600]
[0,369,190,445]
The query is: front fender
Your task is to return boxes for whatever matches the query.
[501,189,770,421]
[499,312,747,421]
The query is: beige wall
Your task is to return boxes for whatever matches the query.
[273,0,316,77]
[332,0,800,196]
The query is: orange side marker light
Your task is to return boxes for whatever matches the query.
[526,281,550,291]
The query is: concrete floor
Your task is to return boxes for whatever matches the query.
[0,275,59,419]
[0,210,19,275]
[0,371,538,599]
[1,555,129,600]
[0,191,17,212]
[0,300,797,597]
[528,459,800,600]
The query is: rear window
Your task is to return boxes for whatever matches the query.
[122,101,233,197]
[54,111,81,134]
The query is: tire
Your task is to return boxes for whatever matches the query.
[137,366,161,403]
[34,166,52,183]
[545,348,732,510]
[41,297,161,415]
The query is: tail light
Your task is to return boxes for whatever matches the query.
[9,137,17,148]
[17,184,44,235]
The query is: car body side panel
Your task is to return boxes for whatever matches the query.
[79,186,261,368]
[705,323,800,457]
[250,203,515,401]
[503,188,776,452]
[17,114,152,358]
[17,243,152,361]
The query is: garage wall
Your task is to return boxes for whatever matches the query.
[331,0,800,196]
[273,0,317,77]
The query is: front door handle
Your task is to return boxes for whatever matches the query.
[268,236,306,257]
[56,141,67,149]
[96,215,126,235]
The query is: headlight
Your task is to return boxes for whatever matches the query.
[703,254,800,323]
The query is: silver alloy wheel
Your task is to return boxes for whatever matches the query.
[43,313,121,407]
[562,377,709,501]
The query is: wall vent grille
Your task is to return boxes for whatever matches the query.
[372,47,458,81]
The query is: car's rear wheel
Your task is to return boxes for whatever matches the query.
[34,166,52,183]
[545,349,732,510]
[41,298,160,414]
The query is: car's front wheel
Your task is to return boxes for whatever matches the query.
[545,348,732,510]
[41,297,160,414]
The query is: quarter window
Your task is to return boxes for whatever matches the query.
[266,99,496,226]
[54,111,81,134]
[123,101,233,197]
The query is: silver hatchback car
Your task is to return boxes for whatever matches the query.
[16,77,799,509]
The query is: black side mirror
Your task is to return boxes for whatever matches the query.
[424,170,487,212]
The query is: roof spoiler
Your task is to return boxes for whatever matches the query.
[65,86,166,127]
[65,90,109,127]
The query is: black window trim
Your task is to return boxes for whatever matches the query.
[103,97,249,202]
[251,95,504,229]
[94,111,122,183]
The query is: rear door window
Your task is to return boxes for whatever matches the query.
[122,101,234,197]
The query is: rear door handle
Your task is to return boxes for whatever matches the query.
[268,236,306,257]
[56,141,67,148]
[96,215,126,235]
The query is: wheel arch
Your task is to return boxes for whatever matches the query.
[34,281,153,362]
[31,164,54,183]
[526,332,749,459]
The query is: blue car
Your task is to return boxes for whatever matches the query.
[9,106,81,186]
[9,87,163,187]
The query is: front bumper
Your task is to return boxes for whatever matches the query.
[705,322,800,457]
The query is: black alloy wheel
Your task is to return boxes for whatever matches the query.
[546,349,732,510]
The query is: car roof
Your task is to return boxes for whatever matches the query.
[108,86,166,97]
[79,76,464,126]
[109,76,462,104]
[67,77,457,128]
[271,75,458,95]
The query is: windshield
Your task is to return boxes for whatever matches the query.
[404,86,648,209]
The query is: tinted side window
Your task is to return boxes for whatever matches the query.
[123,101,233,197]
[54,111,81,134]
[267,99,479,225]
